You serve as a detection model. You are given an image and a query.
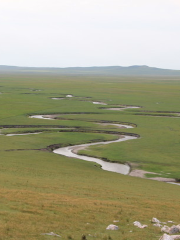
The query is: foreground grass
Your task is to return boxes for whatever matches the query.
[0,150,180,240]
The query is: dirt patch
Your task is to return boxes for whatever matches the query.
[129,169,156,178]
[129,169,176,182]
[148,177,175,182]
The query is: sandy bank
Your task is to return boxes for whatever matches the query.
[105,106,140,111]
[6,132,42,136]
[92,101,107,105]
[66,95,73,97]
[51,98,65,100]
[97,123,134,129]
[29,115,55,120]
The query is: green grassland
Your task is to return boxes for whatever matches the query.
[0,73,180,239]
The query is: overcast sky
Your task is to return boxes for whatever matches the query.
[0,0,180,69]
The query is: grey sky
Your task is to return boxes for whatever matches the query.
[0,0,180,69]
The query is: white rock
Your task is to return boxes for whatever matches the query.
[152,217,161,224]
[161,225,180,234]
[177,225,180,230]
[113,220,119,223]
[153,223,162,227]
[169,225,180,234]
[106,224,119,230]
[41,232,61,237]
[159,234,173,240]
[159,234,180,240]
[161,226,170,233]
[173,236,180,240]
[133,221,148,229]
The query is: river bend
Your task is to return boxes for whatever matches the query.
[53,135,137,175]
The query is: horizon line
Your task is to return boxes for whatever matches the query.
[0,64,180,71]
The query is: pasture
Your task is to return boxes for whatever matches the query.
[0,73,180,239]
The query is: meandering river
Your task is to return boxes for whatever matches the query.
[27,107,178,183]
[29,110,138,174]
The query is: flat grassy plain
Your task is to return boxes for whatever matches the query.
[0,73,180,240]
